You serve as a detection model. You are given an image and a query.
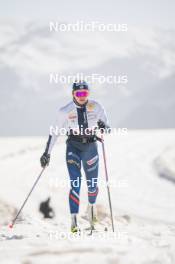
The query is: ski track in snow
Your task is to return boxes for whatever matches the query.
[0,130,175,264]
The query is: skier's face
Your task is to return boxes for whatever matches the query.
[73,89,89,105]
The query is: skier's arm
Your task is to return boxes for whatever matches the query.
[40,109,67,167]
[97,104,111,133]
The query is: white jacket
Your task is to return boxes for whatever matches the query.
[47,99,109,154]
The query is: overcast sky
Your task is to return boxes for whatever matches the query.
[1,0,175,28]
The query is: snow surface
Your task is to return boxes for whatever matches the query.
[0,130,175,264]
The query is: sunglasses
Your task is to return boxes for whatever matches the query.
[75,90,89,97]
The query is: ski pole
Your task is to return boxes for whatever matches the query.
[100,135,115,232]
[8,167,46,228]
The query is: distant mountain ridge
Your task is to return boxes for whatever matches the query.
[0,22,175,135]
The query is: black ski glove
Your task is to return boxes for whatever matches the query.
[97,119,111,134]
[40,135,52,168]
[97,119,106,130]
[40,152,50,168]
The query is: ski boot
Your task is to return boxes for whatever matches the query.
[71,214,80,234]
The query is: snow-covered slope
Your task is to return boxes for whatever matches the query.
[0,130,175,264]
[154,146,175,183]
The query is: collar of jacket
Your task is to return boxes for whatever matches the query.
[73,98,88,108]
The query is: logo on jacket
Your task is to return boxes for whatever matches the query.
[68,112,77,120]
[87,103,95,111]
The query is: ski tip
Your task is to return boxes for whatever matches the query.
[8,223,13,229]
